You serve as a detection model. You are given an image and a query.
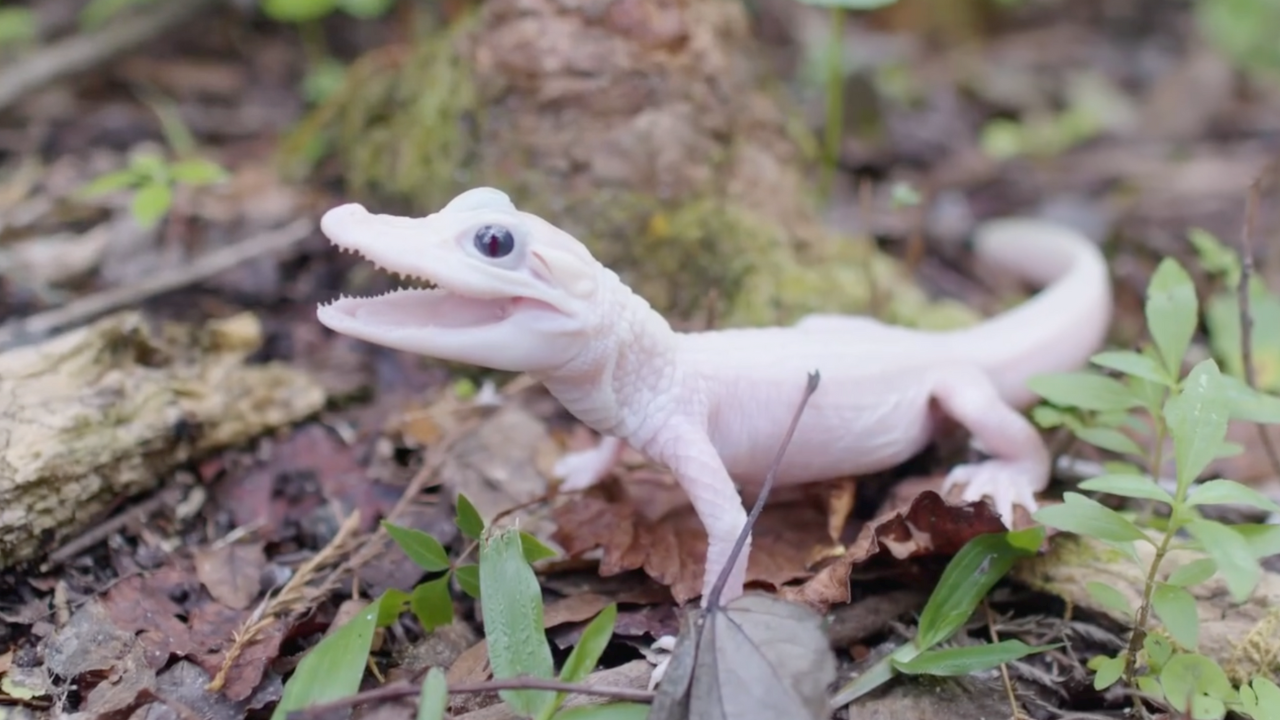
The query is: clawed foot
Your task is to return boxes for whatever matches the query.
[644,635,678,690]
[942,460,1041,528]
[552,437,623,492]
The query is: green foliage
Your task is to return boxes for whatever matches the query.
[80,151,228,229]
[277,492,623,719]
[261,0,397,23]
[1027,253,1280,718]
[830,527,1050,705]
[0,8,38,51]
[271,590,404,720]
[1195,0,1280,80]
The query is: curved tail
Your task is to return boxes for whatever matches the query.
[941,218,1114,408]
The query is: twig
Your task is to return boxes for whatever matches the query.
[0,0,220,113]
[0,217,314,351]
[1237,165,1280,479]
[984,599,1027,720]
[42,485,185,570]
[287,675,655,720]
[706,370,821,608]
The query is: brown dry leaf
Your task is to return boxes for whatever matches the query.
[194,542,267,610]
[552,484,839,604]
[41,600,157,716]
[101,566,198,669]
[188,603,285,703]
[0,649,11,674]
[784,489,1013,608]
[141,660,282,720]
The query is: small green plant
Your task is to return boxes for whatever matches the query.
[79,150,228,228]
[831,525,1055,707]
[1027,253,1280,719]
[0,7,38,52]
[261,0,398,23]
[791,0,902,191]
[273,494,643,720]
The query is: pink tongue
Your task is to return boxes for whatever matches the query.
[348,290,509,329]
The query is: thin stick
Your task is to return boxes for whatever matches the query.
[0,0,219,112]
[1237,166,1280,479]
[286,675,655,720]
[0,217,314,350]
[706,370,821,609]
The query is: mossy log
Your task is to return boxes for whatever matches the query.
[0,311,325,569]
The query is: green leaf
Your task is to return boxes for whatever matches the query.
[1085,581,1133,619]
[1027,372,1143,412]
[1136,674,1165,700]
[455,494,485,540]
[1234,524,1280,558]
[262,0,340,22]
[520,531,558,563]
[551,704,652,720]
[337,0,397,18]
[383,522,451,572]
[1185,520,1261,603]
[1165,360,1230,496]
[271,598,379,719]
[1240,677,1280,720]
[480,527,556,716]
[410,576,455,633]
[1152,583,1200,650]
[1030,404,1066,429]
[417,668,448,720]
[1146,256,1199,377]
[891,640,1051,676]
[1033,493,1150,544]
[560,604,616,683]
[1078,473,1174,504]
[1145,633,1173,669]
[1166,558,1218,588]
[454,564,481,599]
[1092,654,1125,690]
[793,0,900,8]
[0,8,38,48]
[1073,426,1145,456]
[914,527,1044,650]
[1218,374,1280,423]
[1187,478,1280,514]
[538,604,618,720]
[168,158,229,186]
[1159,653,1237,716]
[130,182,172,228]
[1091,350,1173,385]
[376,588,410,626]
[80,168,141,196]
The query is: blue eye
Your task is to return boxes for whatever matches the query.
[474,225,515,258]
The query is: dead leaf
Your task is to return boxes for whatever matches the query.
[785,489,1014,609]
[101,566,198,668]
[188,603,285,703]
[194,542,267,610]
[552,484,839,604]
[0,649,11,674]
[443,404,559,530]
[649,594,836,720]
[41,600,157,716]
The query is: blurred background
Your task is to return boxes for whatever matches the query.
[3,0,1279,352]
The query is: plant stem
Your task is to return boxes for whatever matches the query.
[820,6,845,196]
[1121,411,1170,693]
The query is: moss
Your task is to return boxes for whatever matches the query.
[281,9,983,331]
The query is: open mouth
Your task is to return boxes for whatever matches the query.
[318,248,517,332]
